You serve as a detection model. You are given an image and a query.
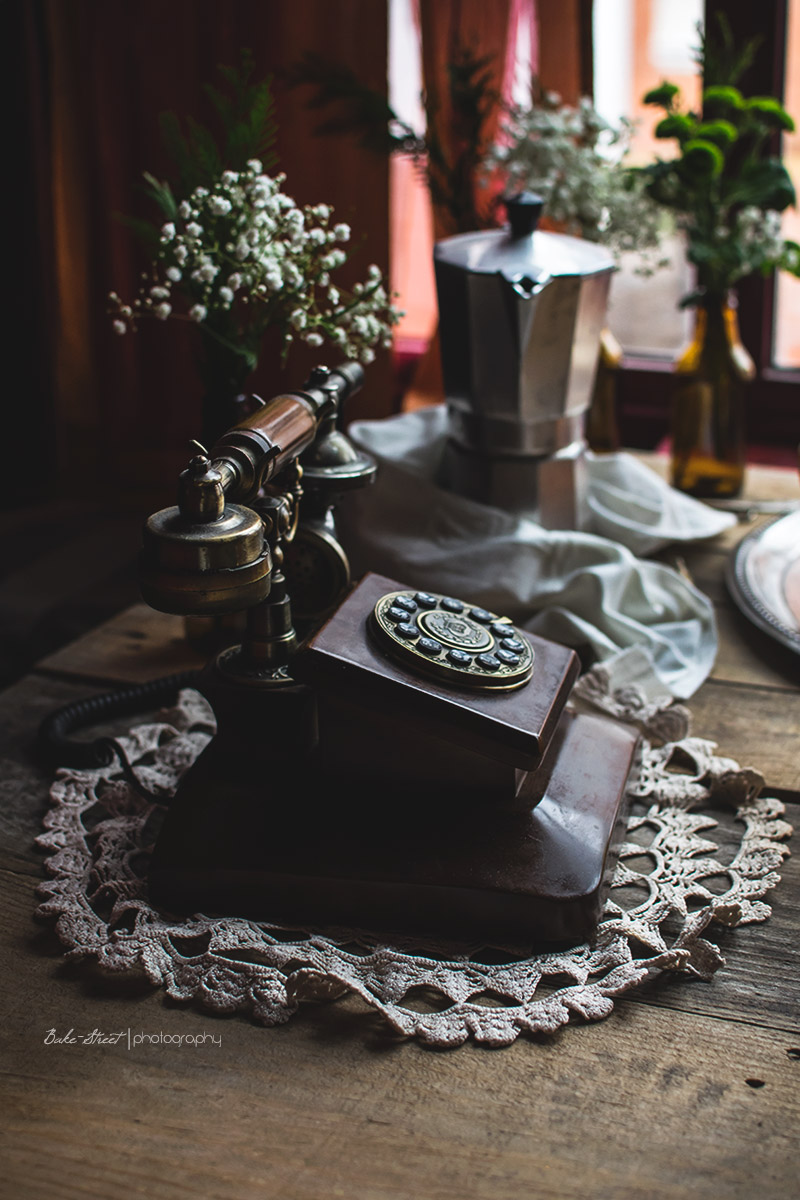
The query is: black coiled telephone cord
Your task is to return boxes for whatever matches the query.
[35,669,203,799]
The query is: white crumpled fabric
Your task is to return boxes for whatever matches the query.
[338,407,735,700]
[585,449,735,555]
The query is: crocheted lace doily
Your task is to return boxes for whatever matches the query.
[36,683,792,1047]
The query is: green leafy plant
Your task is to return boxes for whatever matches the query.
[635,23,799,306]
[286,51,421,158]
[159,49,279,197]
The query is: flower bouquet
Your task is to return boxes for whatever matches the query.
[109,56,400,441]
[485,91,665,268]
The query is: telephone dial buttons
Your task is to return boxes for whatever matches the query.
[496,647,521,665]
[476,653,501,671]
[371,590,534,690]
[394,595,418,614]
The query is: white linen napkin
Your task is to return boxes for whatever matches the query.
[586,449,735,554]
[338,407,729,699]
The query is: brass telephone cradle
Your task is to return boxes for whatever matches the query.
[140,363,639,946]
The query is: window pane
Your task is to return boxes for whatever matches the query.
[389,0,436,349]
[774,0,800,369]
[593,0,704,358]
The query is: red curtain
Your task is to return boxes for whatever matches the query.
[537,0,594,103]
[417,0,537,237]
[402,0,537,406]
[20,0,391,505]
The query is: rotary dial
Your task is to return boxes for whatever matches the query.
[370,589,534,690]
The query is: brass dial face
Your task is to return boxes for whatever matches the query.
[370,590,534,690]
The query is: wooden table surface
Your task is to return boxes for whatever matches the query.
[2,461,799,1200]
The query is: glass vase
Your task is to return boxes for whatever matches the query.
[197,331,259,448]
[670,294,755,499]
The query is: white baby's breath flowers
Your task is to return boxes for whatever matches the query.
[109,161,401,366]
[486,95,667,272]
[731,206,788,282]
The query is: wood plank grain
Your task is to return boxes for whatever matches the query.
[685,678,800,793]
[0,675,113,876]
[651,514,800,691]
[711,603,800,690]
[35,604,205,685]
[1,864,797,1200]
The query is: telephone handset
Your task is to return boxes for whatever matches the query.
[139,363,638,946]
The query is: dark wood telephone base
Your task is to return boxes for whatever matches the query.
[148,575,640,946]
[149,708,638,946]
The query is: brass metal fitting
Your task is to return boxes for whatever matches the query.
[140,501,271,616]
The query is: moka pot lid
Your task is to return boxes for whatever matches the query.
[433,191,615,287]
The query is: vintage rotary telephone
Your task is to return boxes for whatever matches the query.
[133,362,639,945]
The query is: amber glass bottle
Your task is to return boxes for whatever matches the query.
[586,328,623,454]
[670,295,755,498]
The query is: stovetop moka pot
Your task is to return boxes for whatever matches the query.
[434,192,615,528]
